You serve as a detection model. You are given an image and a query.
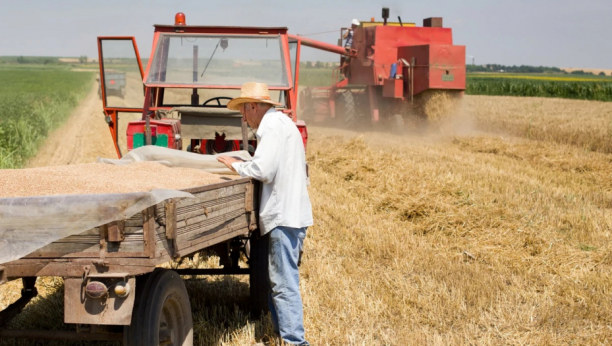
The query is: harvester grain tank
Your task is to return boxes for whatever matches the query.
[296,8,466,127]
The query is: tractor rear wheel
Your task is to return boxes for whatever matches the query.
[335,89,359,128]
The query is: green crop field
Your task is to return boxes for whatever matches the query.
[468,72,612,82]
[0,65,94,168]
[466,75,612,102]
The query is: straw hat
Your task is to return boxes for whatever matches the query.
[226,82,283,111]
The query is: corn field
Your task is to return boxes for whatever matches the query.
[466,77,612,101]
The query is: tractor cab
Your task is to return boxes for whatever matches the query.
[97,13,307,158]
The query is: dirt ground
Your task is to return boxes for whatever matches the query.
[4,86,612,345]
[26,82,116,167]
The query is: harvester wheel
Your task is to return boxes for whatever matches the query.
[335,90,358,128]
[248,230,269,317]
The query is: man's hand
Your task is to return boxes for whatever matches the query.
[217,156,244,172]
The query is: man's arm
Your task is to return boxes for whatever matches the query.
[217,130,281,183]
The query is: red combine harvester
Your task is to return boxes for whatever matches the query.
[296,8,466,127]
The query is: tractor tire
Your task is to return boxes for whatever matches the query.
[249,231,269,317]
[335,89,358,128]
[123,269,193,346]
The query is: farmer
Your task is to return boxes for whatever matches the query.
[341,19,360,78]
[343,18,360,49]
[217,82,313,346]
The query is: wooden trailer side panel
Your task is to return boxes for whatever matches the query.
[23,213,146,259]
[155,180,256,259]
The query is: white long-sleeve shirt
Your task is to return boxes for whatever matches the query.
[232,108,313,235]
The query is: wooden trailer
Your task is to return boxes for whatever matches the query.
[0,177,268,345]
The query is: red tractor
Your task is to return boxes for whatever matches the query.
[97,13,308,158]
[296,8,466,127]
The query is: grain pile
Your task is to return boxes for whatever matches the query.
[0,162,232,198]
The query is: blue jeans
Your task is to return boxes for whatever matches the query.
[268,226,309,346]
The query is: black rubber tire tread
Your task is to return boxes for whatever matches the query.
[124,269,193,346]
[124,269,165,346]
[249,231,270,316]
[336,89,358,128]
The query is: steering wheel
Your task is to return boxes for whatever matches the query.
[202,97,233,108]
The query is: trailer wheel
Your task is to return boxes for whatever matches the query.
[249,231,269,316]
[124,269,193,346]
[335,90,358,128]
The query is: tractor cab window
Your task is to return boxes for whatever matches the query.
[146,34,290,88]
[99,39,144,108]
[160,88,286,108]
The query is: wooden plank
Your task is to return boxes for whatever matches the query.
[24,242,146,258]
[248,212,258,231]
[178,205,245,229]
[177,215,248,244]
[107,221,125,242]
[4,260,157,278]
[165,199,177,240]
[124,213,144,228]
[156,218,249,258]
[176,184,247,208]
[143,207,156,259]
[176,198,245,223]
[180,178,251,194]
[245,183,254,212]
[155,206,245,238]
[176,193,243,216]
[24,225,146,259]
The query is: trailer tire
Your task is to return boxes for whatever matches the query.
[335,90,358,128]
[249,231,269,317]
[124,269,193,346]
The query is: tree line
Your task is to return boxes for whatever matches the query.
[467,64,609,76]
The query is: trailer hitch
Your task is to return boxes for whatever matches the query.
[0,277,38,326]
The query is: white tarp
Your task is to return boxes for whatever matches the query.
[0,189,192,265]
[97,146,252,175]
[0,146,252,265]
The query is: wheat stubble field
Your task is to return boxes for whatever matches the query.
[1,94,612,345]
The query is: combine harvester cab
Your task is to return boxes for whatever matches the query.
[97,13,308,159]
[297,8,466,127]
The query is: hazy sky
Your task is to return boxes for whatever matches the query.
[0,0,610,69]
